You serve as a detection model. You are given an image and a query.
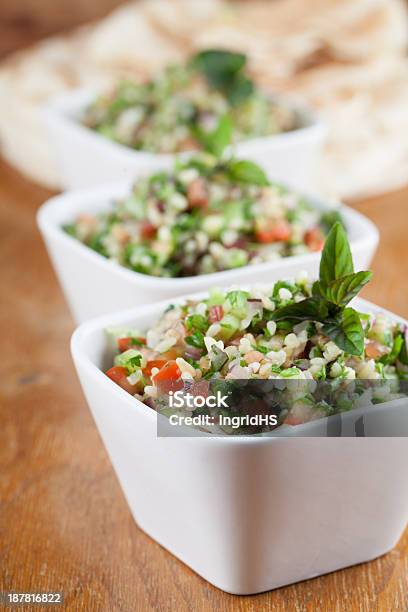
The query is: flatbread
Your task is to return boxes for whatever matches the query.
[83,3,184,75]
[0,0,407,198]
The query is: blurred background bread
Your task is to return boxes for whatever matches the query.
[0,0,407,198]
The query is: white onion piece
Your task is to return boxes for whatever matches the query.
[227,365,250,379]
[240,301,263,330]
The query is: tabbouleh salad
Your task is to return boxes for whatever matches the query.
[104,224,408,433]
[82,49,297,153]
[63,153,341,278]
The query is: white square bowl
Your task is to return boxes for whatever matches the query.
[37,179,379,323]
[42,89,327,191]
[71,295,408,595]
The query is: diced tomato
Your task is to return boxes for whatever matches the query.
[304,227,325,251]
[208,305,224,323]
[256,220,291,243]
[117,337,146,352]
[284,415,304,426]
[152,360,183,394]
[140,221,157,240]
[106,366,137,394]
[187,178,208,208]
[143,359,167,377]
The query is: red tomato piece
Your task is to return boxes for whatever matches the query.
[256,220,291,243]
[284,415,304,426]
[304,227,325,252]
[208,305,224,323]
[117,337,146,352]
[187,178,208,208]
[153,360,183,394]
[140,221,157,240]
[143,359,167,377]
[106,366,137,394]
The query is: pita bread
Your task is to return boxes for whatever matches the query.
[0,37,81,187]
[142,0,221,44]
[83,3,184,75]
[0,0,407,198]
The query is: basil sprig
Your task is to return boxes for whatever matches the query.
[225,159,270,186]
[191,49,254,105]
[192,114,270,187]
[188,49,271,187]
[400,333,408,366]
[192,114,232,158]
[270,223,372,356]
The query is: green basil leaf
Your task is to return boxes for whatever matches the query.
[191,49,254,105]
[192,49,246,84]
[319,222,354,286]
[273,280,297,298]
[312,280,324,298]
[228,74,254,105]
[399,331,408,365]
[270,297,328,322]
[323,271,372,306]
[276,321,294,331]
[226,159,270,186]
[380,333,403,365]
[319,210,345,234]
[322,307,364,356]
[197,114,232,158]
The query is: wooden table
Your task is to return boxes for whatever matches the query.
[0,0,125,58]
[1,157,407,611]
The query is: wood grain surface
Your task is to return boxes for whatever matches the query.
[0,156,407,611]
[0,0,125,59]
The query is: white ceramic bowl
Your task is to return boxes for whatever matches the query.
[37,180,379,323]
[42,89,327,191]
[71,295,408,595]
